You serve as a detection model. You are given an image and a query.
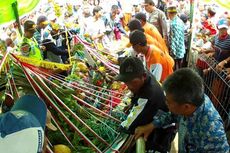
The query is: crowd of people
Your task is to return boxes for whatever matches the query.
[0,0,230,152]
[192,2,230,79]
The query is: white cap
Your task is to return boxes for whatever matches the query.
[48,13,57,21]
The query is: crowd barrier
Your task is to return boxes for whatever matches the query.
[188,50,230,140]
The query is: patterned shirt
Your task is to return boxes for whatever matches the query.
[34,28,42,45]
[152,95,229,153]
[169,16,186,59]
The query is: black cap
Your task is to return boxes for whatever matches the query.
[24,20,36,32]
[115,57,145,82]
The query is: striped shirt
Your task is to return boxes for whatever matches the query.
[214,35,230,52]
[213,35,230,61]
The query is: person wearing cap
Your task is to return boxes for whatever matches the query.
[134,12,169,53]
[0,95,47,153]
[34,16,49,45]
[129,30,174,82]
[116,57,176,152]
[202,18,230,63]
[20,20,43,60]
[167,2,186,70]
[134,68,229,153]
[143,0,168,47]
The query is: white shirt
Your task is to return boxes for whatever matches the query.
[85,17,106,38]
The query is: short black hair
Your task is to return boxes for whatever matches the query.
[163,68,205,106]
[111,5,119,11]
[135,12,147,22]
[129,30,147,46]
[144,0,155,6]
[37,16,47,24]
[93,6,102,16]
[179,14,188,23]
[128,19,144,32]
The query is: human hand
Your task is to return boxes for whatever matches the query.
[40,45,46,51]
[123,104,132,114]
[227,74,230,80]
[203,68,211,75]
[226,68,230,75]
[216,60,227,72]
[134,123,154,141]
[226,69,230,80]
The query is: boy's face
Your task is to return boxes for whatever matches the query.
[218,28,228,36]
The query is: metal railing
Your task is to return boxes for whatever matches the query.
[189,51,230,132]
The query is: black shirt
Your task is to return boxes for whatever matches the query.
[121,73,175,152]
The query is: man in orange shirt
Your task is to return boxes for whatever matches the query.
[127,19,165,52]
[135,12,169,53]
[129,30,174,82]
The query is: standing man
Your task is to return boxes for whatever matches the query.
[143,0,168,47]
[135,12,169,53]
[135,68,230,152]
[116,57,175,152]
[167,3,186,70]
[20,20,43,60]
[34,16,49,45]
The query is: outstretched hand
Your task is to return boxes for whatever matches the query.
[134,123,154,141]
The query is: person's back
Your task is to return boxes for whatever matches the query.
[126,31,160,49]
[146,45,174,82]
[145,32,166,52]
[143,22,169,53]
[127,19,166,52]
